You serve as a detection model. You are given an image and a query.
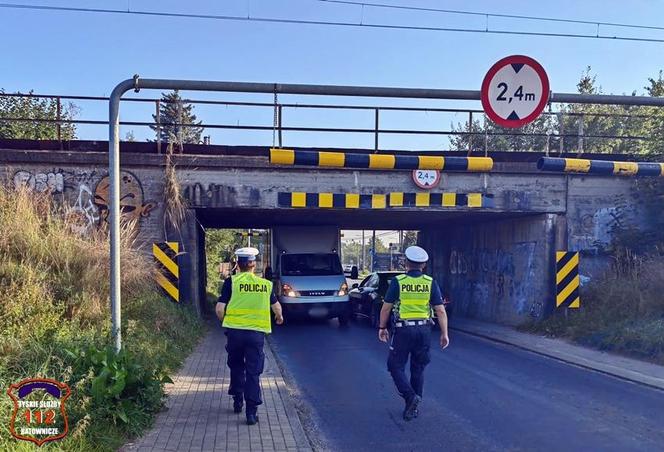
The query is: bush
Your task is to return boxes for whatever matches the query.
[0,187,204,451]
[522,253,664,364]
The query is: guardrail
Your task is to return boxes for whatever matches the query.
[0,91,657,153]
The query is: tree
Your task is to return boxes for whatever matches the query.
[450,113,554,153]
[205,229,246,296]
[554,67,648,155]
[151,90,204,147]
[450,66,656,155]
[402,231,418,248]
[0,90,77,140]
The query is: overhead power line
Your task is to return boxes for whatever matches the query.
[317,0,664,33]
[1,2,664,43]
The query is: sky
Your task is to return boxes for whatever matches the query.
[2,0,664,149]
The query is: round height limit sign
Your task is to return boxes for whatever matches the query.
[481,55,550,128]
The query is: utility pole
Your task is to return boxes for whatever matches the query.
[248,228,252,247]
[371,230,376,272]
[361,230,366,272]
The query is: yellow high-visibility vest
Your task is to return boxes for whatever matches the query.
[222,272,272,333]
[395,274,432,320]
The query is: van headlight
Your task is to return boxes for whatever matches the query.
[282,283,299,298]
[338,282,349,297]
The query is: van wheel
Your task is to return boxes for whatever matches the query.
[338,313,350,327]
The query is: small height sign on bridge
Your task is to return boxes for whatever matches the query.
[481,55,550,128]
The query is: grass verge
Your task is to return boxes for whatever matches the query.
[0,187,204,451]
[521,253,664,365]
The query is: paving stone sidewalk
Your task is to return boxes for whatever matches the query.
[122,322,312,452]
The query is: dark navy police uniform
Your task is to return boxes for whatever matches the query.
[219,277,278,416]
[383,270,443,403]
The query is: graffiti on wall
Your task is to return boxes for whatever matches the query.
[448,242,542,320]
[570,206,618,252]
[13,170,65,193]
[94,173,156,226]
[12,169,156,233]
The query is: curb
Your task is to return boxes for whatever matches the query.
[451,325,664,392]
[265,337,317,451]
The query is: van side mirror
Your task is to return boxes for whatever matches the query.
[350,266,358,279]
[264,267,273,280]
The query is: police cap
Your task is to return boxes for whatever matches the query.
[405,246,429,263]
[235,247,259,263]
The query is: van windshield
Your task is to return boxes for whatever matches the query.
[281,253,343,276]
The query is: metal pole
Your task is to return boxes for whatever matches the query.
[278,104,283,148]
[56,97,62,147]
[577,114,584,155]
[468,111,473,156]
[374,108,379,152]
[108,75,664,351]
[362,230,365,272]
[371,230,376,272]
[156,100,162,154]
[109,77,137,353]
[558,113,564,154]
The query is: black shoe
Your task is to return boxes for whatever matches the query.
[233,398,243,414]
[246,414,259,425]
[403,395,421,421]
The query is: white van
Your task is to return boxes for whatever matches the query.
[270,226,351,324]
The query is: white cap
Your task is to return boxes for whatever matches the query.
[405,246,429,263]
[235,247,259,261]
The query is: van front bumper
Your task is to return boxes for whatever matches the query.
[280,300,350,319]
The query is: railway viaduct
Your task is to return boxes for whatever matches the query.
[1,140,645,325]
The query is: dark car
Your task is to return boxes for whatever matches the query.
[350,272,453,327]
[349,271,402,327]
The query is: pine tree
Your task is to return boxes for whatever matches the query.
[151,90,204,147]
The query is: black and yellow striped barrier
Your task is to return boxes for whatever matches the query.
[270,148,493,172]
[278,192,493,209]
[153,242,179,303]
[236,231,263,237]
[538,157,664,177]
[556,251,580,309]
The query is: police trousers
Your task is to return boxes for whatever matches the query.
[387,324,431,402]
[226,328,266,415]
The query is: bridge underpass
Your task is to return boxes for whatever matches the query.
[193,206,555,325]
[0,142,639,326]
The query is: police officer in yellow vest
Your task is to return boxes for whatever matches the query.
[216,247,284,425]
[378,246,450,421]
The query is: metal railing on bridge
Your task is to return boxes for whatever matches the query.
[0,91,660,155]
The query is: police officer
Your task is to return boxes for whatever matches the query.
[216,247,284,425]
[378,245,450,421]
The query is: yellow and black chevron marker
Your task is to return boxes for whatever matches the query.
[153,242,179,303]
[278,192,493,209]
[270,148,493,172]
[556,251,580,309]
[538,157,664,177]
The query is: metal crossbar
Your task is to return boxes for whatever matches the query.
[0,91,660,154]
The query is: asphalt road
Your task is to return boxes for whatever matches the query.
[269,318,664,452]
